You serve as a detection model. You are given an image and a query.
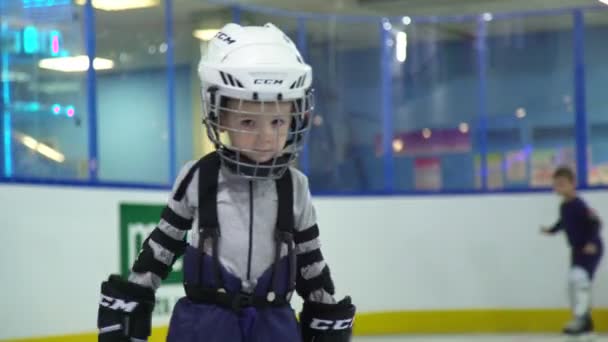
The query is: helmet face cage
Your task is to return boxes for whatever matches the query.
[202,89,314,179]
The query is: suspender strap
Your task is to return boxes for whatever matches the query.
[195,152,224,289]
[270,169,297,299]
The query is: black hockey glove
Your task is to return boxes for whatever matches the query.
[299,296,356,342]
[97,274,155,342]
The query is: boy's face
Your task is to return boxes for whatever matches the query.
[220,99,292,163]
[553,176,576,198]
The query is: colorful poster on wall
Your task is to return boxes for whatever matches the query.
[474,153,504,189]
[589,163,608,185]
[530,149,555,187]
[505,149,527,183]
[555,147,576,170]
[487,154,504,189]
[414,157,441,190]
[530,147,576,187]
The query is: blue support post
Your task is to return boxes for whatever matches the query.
[0,23,9,178]
[297,17,310,176]
[232,6,241,24]
[84,0,98,181]
[380,19,395,192]
[476,16,489,190]
[84,0,99,182]
[573,10,588,187]
[0,57,3,179]
[165,0,177,183]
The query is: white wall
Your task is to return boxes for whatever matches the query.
[0,183,607,339]
[315,192,608,311]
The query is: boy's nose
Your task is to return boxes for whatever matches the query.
[258,124,276,141]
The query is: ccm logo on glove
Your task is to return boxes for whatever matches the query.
[310,318,354,330]
[100,295,138,313]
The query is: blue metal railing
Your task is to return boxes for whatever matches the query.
[380,19,395,192]
[1,22,12,178]
[165,0,177,183]
[476,16,489,191]
[297,17,310,176]
[573,10,589,188]
[84,0,98,181]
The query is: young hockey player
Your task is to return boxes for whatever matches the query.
[97,22,356,342]
[542,166,603,339]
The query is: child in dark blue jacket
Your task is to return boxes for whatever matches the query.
[542,166,603,338]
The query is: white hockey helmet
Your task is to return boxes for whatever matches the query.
[198,22,314,179]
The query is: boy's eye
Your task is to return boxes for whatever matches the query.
[240,119,255,128]
[271,118,286,127]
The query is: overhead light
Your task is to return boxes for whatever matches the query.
[396,31,407,62]
[515,107,527,119]
[392,138,404,153]
[422,128,432,139]
[30,81,82,94]
[459,122,469,134]
[36,143,66,163]
[14,132,65,163]
[599,0,608,5]
[482,12,493,21]
[193,29,220,41]
[1,71,30,82]
[312,115,323,126]
[38,56,114,72]
[402,16,412,25]
[21,135,38,150]
[74,0,159,11]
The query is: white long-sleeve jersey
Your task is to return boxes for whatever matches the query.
[128,160,335,303]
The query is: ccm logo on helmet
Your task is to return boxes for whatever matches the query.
[214,32,236,45]
[254,79,283,85]
[100,295,139,313]
[310,318,354,330]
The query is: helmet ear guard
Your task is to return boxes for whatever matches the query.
[202,86,221,150]
[285,89,313,148]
